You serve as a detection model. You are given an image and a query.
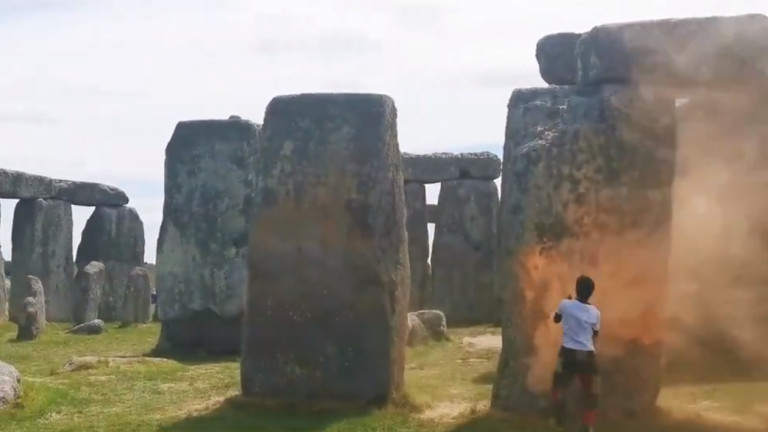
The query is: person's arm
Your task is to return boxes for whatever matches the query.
[553,299,566,324]
[592,310,601,339]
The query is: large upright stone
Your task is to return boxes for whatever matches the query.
[155,117,260,355]
[76,206,144,322]
[241,93,409,406]
[72,261,105,325]
[121,266,151,325]
[666,91,768,373]
[536,32,581,85]
[430,180,499,324]
[405,182,429,311]
[0,204,6,322]
[10,199,73,323]
[402,152,501,183]
[576,14,768,88]
[16,276,45,341]
[492,85,676,417]
[426,204,439,224]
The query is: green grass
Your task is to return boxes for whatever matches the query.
[0,323,766,431]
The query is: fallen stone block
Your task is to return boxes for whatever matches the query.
[0,361,21,409]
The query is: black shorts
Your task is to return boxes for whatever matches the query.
[555,346,598,377]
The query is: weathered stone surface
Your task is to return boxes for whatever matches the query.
[241,93,409,406]
[10,199,73,323]
[17,297,43,341]
[576,14,768,88]
[0,169,56,199]
[492,86,676,416]
[52,180,129,206]
[0,168,128,205]
[73,261,105,325]
[536,32,581,85]
[0,244,6,323]
[155,117,260,354]
[67,319,106,335]
[426,204,438,224]
[407,313,429,347]
[402,152,501,183]
[0,361,21,409]
[76,206,144,322]
[15,276,45,341]
[405,182,430,311]
[413,310,449,341]
[431,180,499,325]
[121,267,151,325]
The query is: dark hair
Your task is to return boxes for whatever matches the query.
[575,275,595,301]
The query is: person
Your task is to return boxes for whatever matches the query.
[551,275,601,432]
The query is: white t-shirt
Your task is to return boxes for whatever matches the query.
[557,299,600,352]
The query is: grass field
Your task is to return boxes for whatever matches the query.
[1,322,767,432]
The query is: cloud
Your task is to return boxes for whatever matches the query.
[0,0,765,262]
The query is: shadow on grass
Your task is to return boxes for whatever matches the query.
[471,369,497,385]
[448,409,762,432]
[157,396,388,432]
[144,350,239,366]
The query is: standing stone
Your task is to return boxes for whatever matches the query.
[492,86,676,417]
[154,117,260,355]
[76,206,144,322]
[576,14,768,87]
[121,266,151,326]
[426,204,439,224]
[72,261,105,325]
[15,276,45,341]
[0,244,6,323]
[536,32,581,86]
[430,180,499,324]
[241,93,409,406]
[10,199,73,323]
[405,182,429,311]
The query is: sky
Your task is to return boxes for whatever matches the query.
[0,0,765,263]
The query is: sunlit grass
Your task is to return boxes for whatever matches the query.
[0,322,766,431]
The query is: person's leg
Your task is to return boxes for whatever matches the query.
[576,355,599,431]
[551,350,574,427]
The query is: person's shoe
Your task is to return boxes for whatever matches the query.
[580,425,594,432]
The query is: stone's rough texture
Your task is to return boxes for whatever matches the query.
[577,14,768,87]
[67,319,106,335]
[76,206,144,322]
[52,180,129,206]
[0,246,6,323]
[402,152,501,183]
[404,182,430,311]
[73,261,105,325]
[0,168,128,205]
[121,267,152,325]
[16,297,43,341]
[406,313,429,347]
[492,86,676,416]
[0,169,56,199]
[426,204,438,224]
[413,310,449,341]
[155,117,260,354]
[536,32,581,85]
[0,361,21,409]
[431,180,499,325]
[242,93,409,406]
[10,199,73,323]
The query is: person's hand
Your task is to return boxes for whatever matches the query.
[566,295,573,300]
